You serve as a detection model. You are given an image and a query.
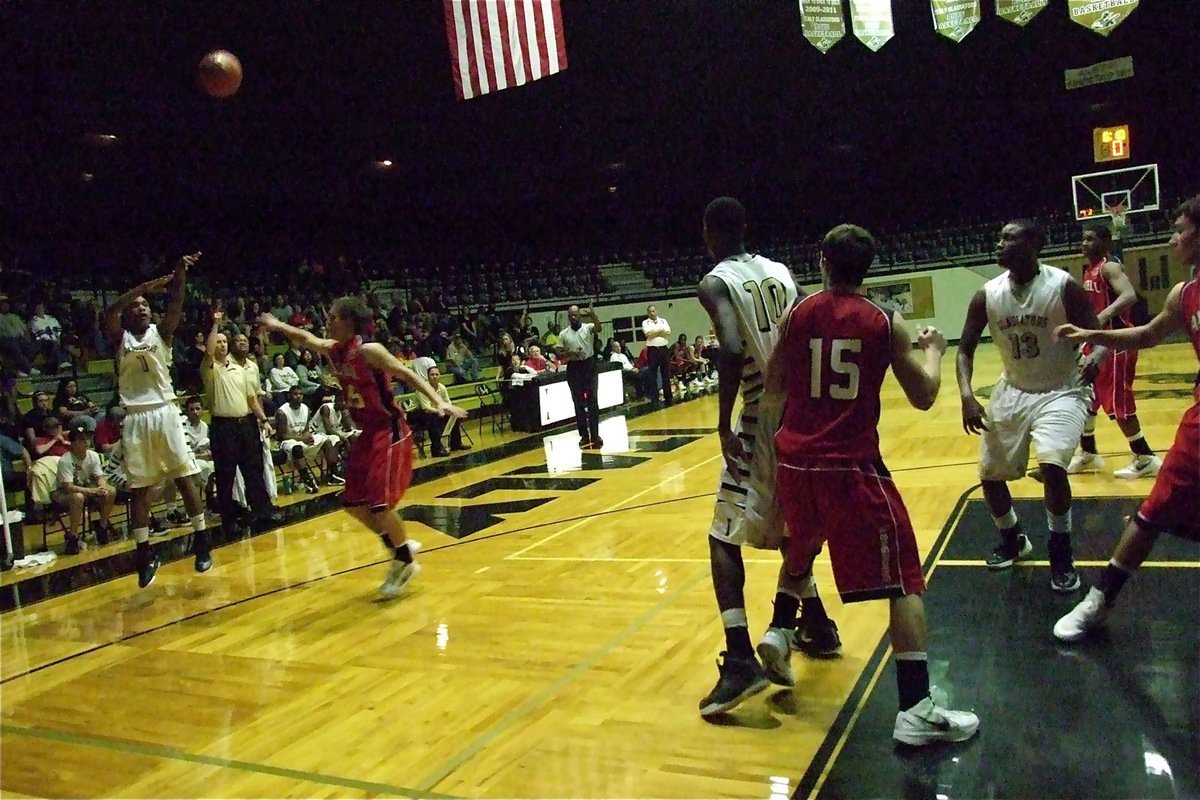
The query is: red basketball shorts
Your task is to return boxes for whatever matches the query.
[777,459,926,603]
[342,422,414,513]
[1092,348,1138,419]
[1137,401,1199,541]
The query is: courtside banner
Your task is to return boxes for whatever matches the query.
[930,0,980,42]
[1064,56,1134,89]
[444,0,568,100]
[1067,0,1139,37]
[799,0,846,54]
[849,0,894,52]
[995,0,1048,26]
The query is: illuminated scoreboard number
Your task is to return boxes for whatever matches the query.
[1093,125,1130,163]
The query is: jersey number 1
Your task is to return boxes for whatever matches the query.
[809,338,861,400]
[742,278,787,333]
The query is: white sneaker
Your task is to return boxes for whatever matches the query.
[1066,452,1104,474]
[755,627,796,687]
[1113,455,1161,480]
[379,560,421,599]
[1053,586,1110,642]
[893,696,980,746]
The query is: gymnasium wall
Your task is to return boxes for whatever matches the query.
[597,240,1190,354]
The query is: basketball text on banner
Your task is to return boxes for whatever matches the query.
[930,0,980,42]
[849,0,895,52]
[1064,56,1134,90]
[443,0,568,101]
[1067,0,1139,37]
[995,0,1048,26]
[799,0,847,54]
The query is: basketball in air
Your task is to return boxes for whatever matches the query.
[197,50,243,98]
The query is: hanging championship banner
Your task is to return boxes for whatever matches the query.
[1067,0,1139,37]
[849,0,894,52]
[930,0,980,42]
[995,0,1048,26]
[799,0,846,54]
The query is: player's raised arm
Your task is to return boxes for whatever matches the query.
[1056,281,1186,352]
[359,342,468,420]
[890,314,947,411]
[160,252,200,343]
[258,313,337,356]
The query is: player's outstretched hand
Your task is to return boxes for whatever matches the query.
[1054,323,1090,343]
[438,401,470,420]
[141,274,174,294]
[178,251,202,269]
[258,312,281,331]
[718,429,748,476]
[961,395,988,435]
[917,326,947,355]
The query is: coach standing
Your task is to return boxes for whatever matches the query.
[558,304,603,449]
[203,310,276,536]
[641,304,672,405]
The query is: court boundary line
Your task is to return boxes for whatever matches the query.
[0,722,461,799]
[0,491,716,685]
[793,484,980,800]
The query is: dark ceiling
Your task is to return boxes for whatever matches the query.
[3,1,1198,260]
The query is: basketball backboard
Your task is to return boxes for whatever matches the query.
[1071,163,1159,221]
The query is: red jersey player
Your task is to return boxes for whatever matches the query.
[1068,226,1161,478]
[260,297,467,599]
[769,224,978,746]
[1054,195,1200,642]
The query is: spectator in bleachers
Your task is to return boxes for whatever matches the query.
[22,391,53,450]
[54,377,99,433]
[32,416,71,459]
[266,352,300,407]
[0,378,20,439]
[162,397,216,527]
[495,331,523,370]
[269,295,293,323]
[93,405,125,455]
[311,391,359,443]
[55,427,117,551]
[28,301,72,372]
[693,336,714,377]
[445,335,482,383]
[408,366,469,457]
[524,345,550,373]
[0,431,32,494]
[0,294,38,377]
[294,349,329,404]
[543,318,559,350]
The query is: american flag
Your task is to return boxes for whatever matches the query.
[443,0,568,100]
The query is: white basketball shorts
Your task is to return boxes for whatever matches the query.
[122,403,200,490]
[709,398,785,550]
[978,377,1093,482]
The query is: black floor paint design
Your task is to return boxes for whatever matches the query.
[436,476,597,499]
[809,497,1199,800]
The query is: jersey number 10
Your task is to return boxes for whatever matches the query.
[742,278,788,333]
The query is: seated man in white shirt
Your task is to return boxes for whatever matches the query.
[54,427,116,553]
[407,366,470,458]
[274,386,343,493]
[311,391,361,443]
[164,396,217,526]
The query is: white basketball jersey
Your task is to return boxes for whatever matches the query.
[706,253,799,409]
[118,324,176,409]
[984,264,1080,392]
[279,402,310,437]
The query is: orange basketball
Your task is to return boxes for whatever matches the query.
[197,50,243,98]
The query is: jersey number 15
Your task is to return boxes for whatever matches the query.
[809,338,861,400]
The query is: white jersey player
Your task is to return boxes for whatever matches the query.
[694,196,838,719]
[958,220,1107,594]
[104,253,212,587]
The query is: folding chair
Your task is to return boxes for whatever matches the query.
[473,384,507,436]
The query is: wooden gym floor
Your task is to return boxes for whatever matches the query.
[1,342,1196,799]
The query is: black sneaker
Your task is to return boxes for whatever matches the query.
[149,515,169,535]
[92,521,111,545]
[795,614,842,657]
[986,532,1032,570]
[304,479,320,494]
[165,509,189,527]
[698,652,770,718]
[63,534,82,556]
[1048,536,1081,593]
[138,555,160,589]
[194,551,213,573]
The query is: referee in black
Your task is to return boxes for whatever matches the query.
[203,310,277,536]
[556,303,603,449]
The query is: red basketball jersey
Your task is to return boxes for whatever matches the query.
[775,291,894,464]
[328,335,403,431]
[1182,277,1200,368]
[1083,259,1133,330]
